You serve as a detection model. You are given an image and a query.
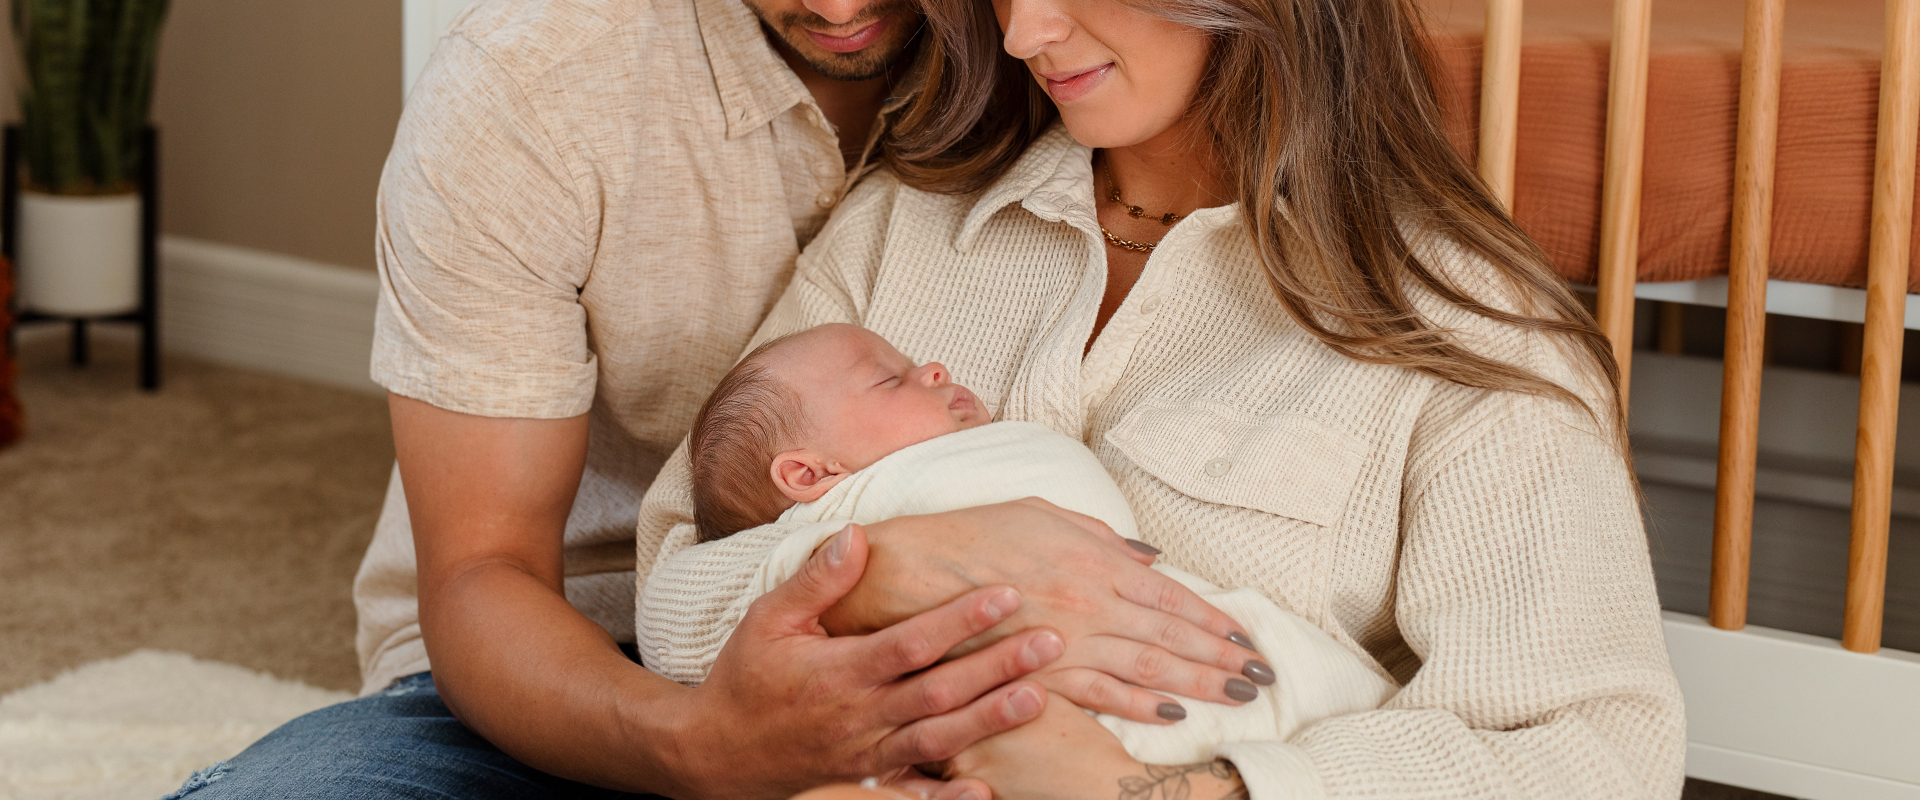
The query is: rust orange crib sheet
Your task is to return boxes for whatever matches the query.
[1418,0,1920,290]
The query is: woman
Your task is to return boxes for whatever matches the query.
[632,0,1685,795]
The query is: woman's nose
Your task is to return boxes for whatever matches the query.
[1000,0,1071,59]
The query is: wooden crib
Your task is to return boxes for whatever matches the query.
[1424,0,1920,795]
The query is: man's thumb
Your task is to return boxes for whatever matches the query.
[763,524,867,625]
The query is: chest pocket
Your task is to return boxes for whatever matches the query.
[1104,400,1366,528]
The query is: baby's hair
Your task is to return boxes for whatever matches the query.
[689,332,812,543]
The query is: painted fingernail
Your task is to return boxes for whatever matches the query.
[827,526,852,565]
[1126,539,1162,555]
[1022,630,1063,666]
[985,587,1021,621]
[1227,631,1257,651]
[1242,660,1276,686]
[1225,678,1258,702]
[1157,702,1188,721]
[1007,685,1044,718]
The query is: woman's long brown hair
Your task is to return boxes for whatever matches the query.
[882,0,1627,441]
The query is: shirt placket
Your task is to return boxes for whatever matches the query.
[1077,207,1236,434]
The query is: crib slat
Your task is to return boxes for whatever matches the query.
[1478,0,1524,208]
[1709,0,1785,633]
[1596,0,1653,404]
[1844,0,1920,654]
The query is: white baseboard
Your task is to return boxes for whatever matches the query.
[159,237,381,394]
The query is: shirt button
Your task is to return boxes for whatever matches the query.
[1204,458,1233,477]
[1139,294,1163,314]
[816,191,837,208]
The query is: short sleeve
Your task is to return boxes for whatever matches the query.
[370,34,598,419]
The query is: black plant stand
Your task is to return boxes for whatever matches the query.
[1,125,161,390]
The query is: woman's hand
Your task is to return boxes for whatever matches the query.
[941,693,1249,800]
[823,498,1272,724]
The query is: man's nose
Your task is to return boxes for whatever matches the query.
[803,0,869,26]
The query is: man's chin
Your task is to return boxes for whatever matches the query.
[796,51,896,82]
[765,20,918,82]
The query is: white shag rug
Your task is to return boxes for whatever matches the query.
[0,650,352,800]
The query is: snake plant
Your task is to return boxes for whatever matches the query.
[12,0,171,195]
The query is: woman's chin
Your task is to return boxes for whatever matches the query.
[1057,111,1171,151]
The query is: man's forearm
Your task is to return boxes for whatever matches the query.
[421,558,698,795]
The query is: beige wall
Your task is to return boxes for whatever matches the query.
[2,1,401,271]
[152,0,402,271]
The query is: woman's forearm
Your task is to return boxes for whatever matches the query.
[421,558,699,795]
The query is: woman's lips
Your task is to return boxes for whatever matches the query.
[805,17,888,53]
[1042,64,1113,104]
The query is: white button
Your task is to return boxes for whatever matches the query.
[1139,294,1163,314]
[1204,458,1233,477]
[817,191,837,208]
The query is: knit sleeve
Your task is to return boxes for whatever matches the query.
[632,177,899,683]
[1223,387,1685,800]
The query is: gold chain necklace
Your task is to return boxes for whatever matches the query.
[1100,162,1183,253]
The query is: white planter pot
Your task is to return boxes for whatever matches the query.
[17,191,143,316]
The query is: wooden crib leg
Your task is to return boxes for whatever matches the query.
[1844,0,1920,655]
[1710,0,1785,633]
[1478,0,1524,209]
[1596,0,1653,405]
[1656,302,1685,355]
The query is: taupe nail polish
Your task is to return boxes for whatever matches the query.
[1157,702,1188,721]
[1126,539,1162,555]
[1227,631,1257,651]
[1225,678,1258,702]
[1243,660,1276,686]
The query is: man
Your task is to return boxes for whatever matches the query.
[168,0,1251,796]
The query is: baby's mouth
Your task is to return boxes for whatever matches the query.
[949,385,982,417]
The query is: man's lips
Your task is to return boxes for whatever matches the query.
[1041,63,1113,103]
[805,16,888,53]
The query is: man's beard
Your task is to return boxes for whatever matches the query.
[761,3,919,81]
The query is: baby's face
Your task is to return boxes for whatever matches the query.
[775,324,989,472]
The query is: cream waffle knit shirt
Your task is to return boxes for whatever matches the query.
[633,124,1685,799]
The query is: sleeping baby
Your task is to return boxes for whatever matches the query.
[676,323,1395,764]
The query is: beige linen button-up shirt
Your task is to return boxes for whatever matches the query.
[355,0,910,695]
[633,126,1686,800]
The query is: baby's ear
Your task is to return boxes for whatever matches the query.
[770,450,848,503]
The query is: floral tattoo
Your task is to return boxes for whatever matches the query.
[1117,760,1248,800]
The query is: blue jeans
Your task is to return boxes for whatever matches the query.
[162,673,656,800]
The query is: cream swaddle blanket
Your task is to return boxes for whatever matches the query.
[738,421,1397,763]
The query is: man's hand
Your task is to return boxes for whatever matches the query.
[671,524,1067,800]
[825,499,1271,725]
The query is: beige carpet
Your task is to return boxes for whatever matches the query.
[0,326,392,695]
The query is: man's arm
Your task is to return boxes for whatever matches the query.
[393,394,1069,798]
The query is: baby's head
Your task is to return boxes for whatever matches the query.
[689,324,989,542]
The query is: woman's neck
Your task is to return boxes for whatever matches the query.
[1099,121,1233,219]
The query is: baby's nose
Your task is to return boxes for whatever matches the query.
[919,362,950,386]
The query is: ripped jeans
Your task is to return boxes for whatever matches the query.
[161,673,652,800]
